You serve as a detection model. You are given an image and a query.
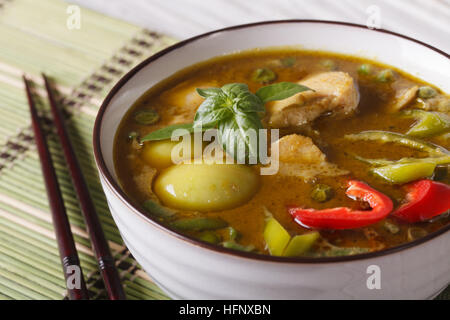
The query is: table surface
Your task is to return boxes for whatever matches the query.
[70,0,450,53]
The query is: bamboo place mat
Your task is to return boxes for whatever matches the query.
[0,0,448,301]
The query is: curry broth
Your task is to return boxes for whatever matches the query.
[114,48,450,256]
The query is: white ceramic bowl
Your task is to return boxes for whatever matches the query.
[94,20,450,299]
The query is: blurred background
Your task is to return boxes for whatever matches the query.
[71,0,450,52]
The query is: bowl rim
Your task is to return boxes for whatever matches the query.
[93,19,450,264]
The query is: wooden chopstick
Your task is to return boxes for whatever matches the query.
[24,76,90,300]
[42,74,126,300]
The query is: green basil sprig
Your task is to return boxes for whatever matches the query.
[194,82,311,163]
[255,82,311,103]
[140,81,311,163]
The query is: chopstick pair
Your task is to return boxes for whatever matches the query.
[24,74,126,300]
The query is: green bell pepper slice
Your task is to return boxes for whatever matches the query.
[283,232,320,257]
[353,154,450,167]
[346,130,449,183]
[345,130,448,157]
[263,216,291,256]
[371,161,436,184]
[263,208,320,257]
[402,109,450,138]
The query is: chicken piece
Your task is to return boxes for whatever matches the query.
[273,134,325,164]
[270,134,348,180]
[389,86,418,112]
[267,72,360,128]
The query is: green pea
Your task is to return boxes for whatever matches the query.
[320,59,337,70]
[197,231,221,244]
[251,68,276,84]
[358,64,372,75]
[418,86,437,99]
[134,110,160,125]
[280,57,296,67]
[310,184,334,203]
[376,69,395,83]
[171,217,228,232]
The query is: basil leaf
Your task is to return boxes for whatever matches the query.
[232,91,265,114]
[140,123,207,142]
[194,94,232,128]
[221,83,264,113]
[194,83,264,129]
[255,82,312,103]
[196,87,223,98]
[218,111,263,163]
[221,83,249,96]
[191,81,311,163]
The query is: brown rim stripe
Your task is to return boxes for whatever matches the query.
[94,19,450,265]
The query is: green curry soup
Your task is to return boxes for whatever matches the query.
[114,48,450,258]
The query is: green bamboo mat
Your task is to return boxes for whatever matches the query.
[0,0,176,300]
[0,0,448,301]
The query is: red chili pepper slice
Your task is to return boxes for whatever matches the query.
[288,180,393,230]
[393,180,450,223]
